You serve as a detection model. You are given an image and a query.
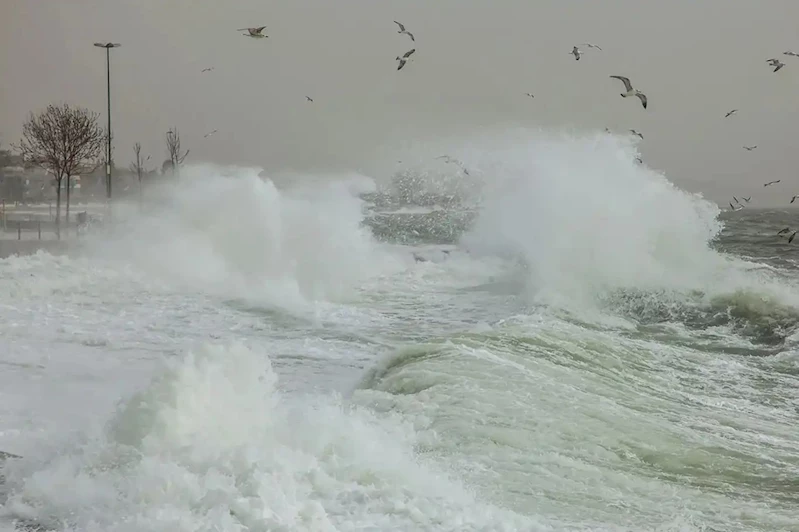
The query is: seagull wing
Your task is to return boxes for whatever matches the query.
[250,26,266,35]
[403,48,416,59]
[397,59,406,71]
[407,32,415,41]
[610,75,633,92]
[394,20,406,31]
[636,92,648,109]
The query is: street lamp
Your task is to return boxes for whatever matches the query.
[93,42,121,199]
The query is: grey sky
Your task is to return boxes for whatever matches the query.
[2,0,799,207]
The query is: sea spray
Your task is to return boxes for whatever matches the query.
[81,166,406,310]
[456,129,724,307]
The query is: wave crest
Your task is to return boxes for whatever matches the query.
[1,342,537,531]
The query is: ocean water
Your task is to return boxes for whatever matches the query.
[1,130,798,532]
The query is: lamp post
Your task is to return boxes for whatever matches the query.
[93,42,121,200]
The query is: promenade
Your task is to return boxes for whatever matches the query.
[0,201,105,258]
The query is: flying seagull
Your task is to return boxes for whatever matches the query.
[571,46,582,60]
[725,109,738,118]
[610,75,647,109]
[629,129,644,139]
[764,180,781,187]
[436,155,471,175]
[204,129,218,138]
[743,145,757,151]
[393,21,415,42]
[778,228,797,243]
[580,43,602,50]
[201,67,214,73]
[525,92,535,98]
[784,51,799,57]
[729,202,743,211]
[396,48,416,71]
[238,26,267,38]
[306,96,313,102]
[767,58,785,72]
[742,196,751,202]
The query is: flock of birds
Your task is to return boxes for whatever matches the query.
[229,22,472,171]
[228,24,798,231]
[722,48,799,244]
[570,41,799,223]
[234,22,418,70]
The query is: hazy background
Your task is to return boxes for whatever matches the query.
[2,0,799,207]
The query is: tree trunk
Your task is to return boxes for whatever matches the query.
[65,174,71,235]
[55,179,62,240]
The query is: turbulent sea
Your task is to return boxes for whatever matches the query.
[1,131,798,532]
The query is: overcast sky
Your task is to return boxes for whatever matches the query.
[2,0,799,206]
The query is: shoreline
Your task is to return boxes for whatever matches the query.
[0,240,74,259]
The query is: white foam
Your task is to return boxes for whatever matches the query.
[0,343,538,532]
[82,166,406,312]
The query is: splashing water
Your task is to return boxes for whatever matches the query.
[1,129,799,532]
[0,343,539,532]
[84,166,406,312]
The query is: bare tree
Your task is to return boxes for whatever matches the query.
[164,127,189,177]
[129,142,151,207]
[15,104,104,239]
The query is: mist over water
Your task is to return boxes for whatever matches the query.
[87,165,405,313]
[1,128,798,531]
